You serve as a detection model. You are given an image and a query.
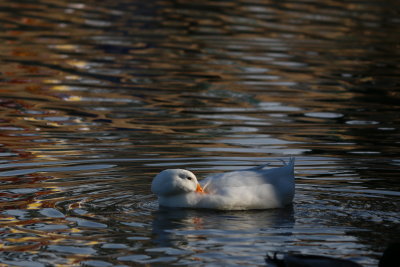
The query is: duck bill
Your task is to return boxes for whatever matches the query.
[196,183,205,193]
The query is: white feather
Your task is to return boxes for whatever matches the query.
[151,158,295,210]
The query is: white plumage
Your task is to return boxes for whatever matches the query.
[151,158,295,210]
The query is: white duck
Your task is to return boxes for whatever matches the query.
[151,158,295,210]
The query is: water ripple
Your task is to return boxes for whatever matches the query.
[0,0,399,266]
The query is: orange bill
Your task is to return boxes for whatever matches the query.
[196,183,205,193]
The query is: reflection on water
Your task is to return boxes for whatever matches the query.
[152,207,295,243]
[0,0,399,266]
[151,207,295,265]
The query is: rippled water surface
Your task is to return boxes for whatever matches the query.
[1,0,399,266]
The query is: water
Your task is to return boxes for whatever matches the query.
[0,0,399,266]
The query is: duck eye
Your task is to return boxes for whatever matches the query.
[178,173,191,179]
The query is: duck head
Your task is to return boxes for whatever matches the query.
[151,169,204,197]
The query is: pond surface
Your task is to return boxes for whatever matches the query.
[0,0,399,266]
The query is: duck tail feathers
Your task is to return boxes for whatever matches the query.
[280,157,295,170]
[288,157,295,167]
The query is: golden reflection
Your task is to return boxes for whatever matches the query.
[66,60,89,69]
[64,95,82,102]
[26,202,43,210]
[51,44,80,51]
[50,85,71,91]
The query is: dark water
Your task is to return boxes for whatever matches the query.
[1,0,399,266]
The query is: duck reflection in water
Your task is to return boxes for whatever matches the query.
[151,206,295,247]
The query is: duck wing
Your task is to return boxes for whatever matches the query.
[201,158,295,192]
